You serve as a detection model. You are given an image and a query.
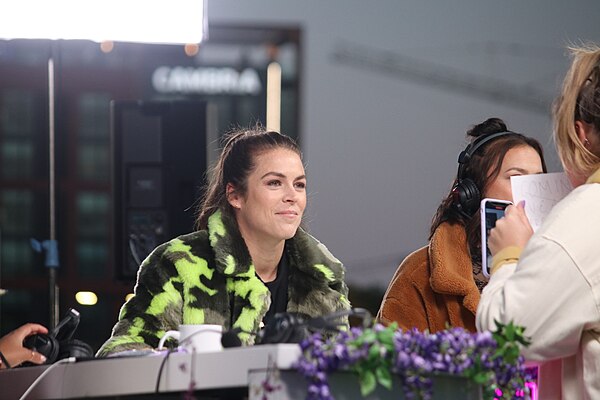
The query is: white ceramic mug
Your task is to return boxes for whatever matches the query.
[158,324,223,353]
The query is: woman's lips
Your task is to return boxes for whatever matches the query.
[276,210,299,218]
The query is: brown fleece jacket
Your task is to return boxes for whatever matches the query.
[377,222,480,333]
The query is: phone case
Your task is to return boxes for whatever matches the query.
[480,198,512,278]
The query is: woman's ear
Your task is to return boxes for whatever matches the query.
[575,120,593,148]
[226,183,241,209]
[575,120,600,157]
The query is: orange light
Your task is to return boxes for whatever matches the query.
[100,41,114,53]
[184,43,199,57]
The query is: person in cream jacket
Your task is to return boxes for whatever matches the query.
[477,44,600,400]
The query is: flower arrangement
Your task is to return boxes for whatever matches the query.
[294,321,532,400]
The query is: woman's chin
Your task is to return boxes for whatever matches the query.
[279,225,300,240]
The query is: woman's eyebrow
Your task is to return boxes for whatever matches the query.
[506,167,535,174]
[260,171,285,179]
[260,172,306,180]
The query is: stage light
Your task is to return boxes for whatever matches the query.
[0,0,207,328]
[75,291,98,306]
[184,43,200,57]
[100,41,114,53]
[1,0,206,44]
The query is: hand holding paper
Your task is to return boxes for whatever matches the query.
[510,172,573,231]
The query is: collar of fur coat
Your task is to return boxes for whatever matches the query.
[428,222,480,314]
[206,209,345,285]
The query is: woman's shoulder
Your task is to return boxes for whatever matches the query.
[379,245,431,321]
[290,229,344,279]
[174,230,210,244]
[392,245,431,284]
[429,222,467,247]
[143,230,212,266]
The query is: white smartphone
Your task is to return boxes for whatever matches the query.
[480,198,512,278]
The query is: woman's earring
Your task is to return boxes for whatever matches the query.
[584,138,591,148]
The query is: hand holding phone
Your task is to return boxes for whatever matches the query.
[480,198,512,278]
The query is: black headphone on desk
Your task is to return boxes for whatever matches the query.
[256,308,372,345]
[221,308,373,348]
[451,131,514,218]
[22,308,94,364]
[256,313,313,345]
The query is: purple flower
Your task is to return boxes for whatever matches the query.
[295,323,528,400]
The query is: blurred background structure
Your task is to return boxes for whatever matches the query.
[1,0,599,350]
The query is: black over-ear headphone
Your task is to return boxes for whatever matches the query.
[22,309,94,365]
[256,308,373,345]
[451,131,514,218]
[221,308,373,348]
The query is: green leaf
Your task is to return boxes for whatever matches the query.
[376,366,393,390]
[504,346,520,363]
[358,369,377,396]
[376,327,395,348]
[361,330,377,344]
[368,344,381,361]
[472,371,491,385]
[505,323,516,341]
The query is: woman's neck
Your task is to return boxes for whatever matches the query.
[244,237,285,283]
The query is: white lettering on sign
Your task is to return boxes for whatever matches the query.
[152,66,262,95]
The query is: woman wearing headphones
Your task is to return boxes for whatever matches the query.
[377,117,546,333]
[477,45,600,398]
[97,127,350,356]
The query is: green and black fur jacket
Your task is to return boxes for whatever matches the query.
[97,210,350,356]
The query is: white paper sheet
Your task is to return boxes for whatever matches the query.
[510,172,573,231]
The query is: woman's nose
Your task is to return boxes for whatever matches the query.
[283,184,297,202]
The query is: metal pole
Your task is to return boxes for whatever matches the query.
[48,55,59,329]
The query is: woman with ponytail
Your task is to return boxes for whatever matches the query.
[98,127,350,356]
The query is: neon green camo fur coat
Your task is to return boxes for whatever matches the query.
[96,209,350,356]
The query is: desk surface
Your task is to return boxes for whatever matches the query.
[0,344,301,400]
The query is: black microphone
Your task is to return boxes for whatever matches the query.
[220,327,257,348]
[221,330,242,348]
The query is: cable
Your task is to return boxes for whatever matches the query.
[18,357,76,400]
[155,349,174,393]
[155,326,258,392]
[307,308,373,331]
[128,236,142,266]
[178,327,224,347]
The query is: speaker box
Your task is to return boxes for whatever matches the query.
[111,100,214,280]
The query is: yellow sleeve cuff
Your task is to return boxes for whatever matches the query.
[490,246,523,275]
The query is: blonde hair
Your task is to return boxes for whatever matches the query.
[553,44,600,178]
